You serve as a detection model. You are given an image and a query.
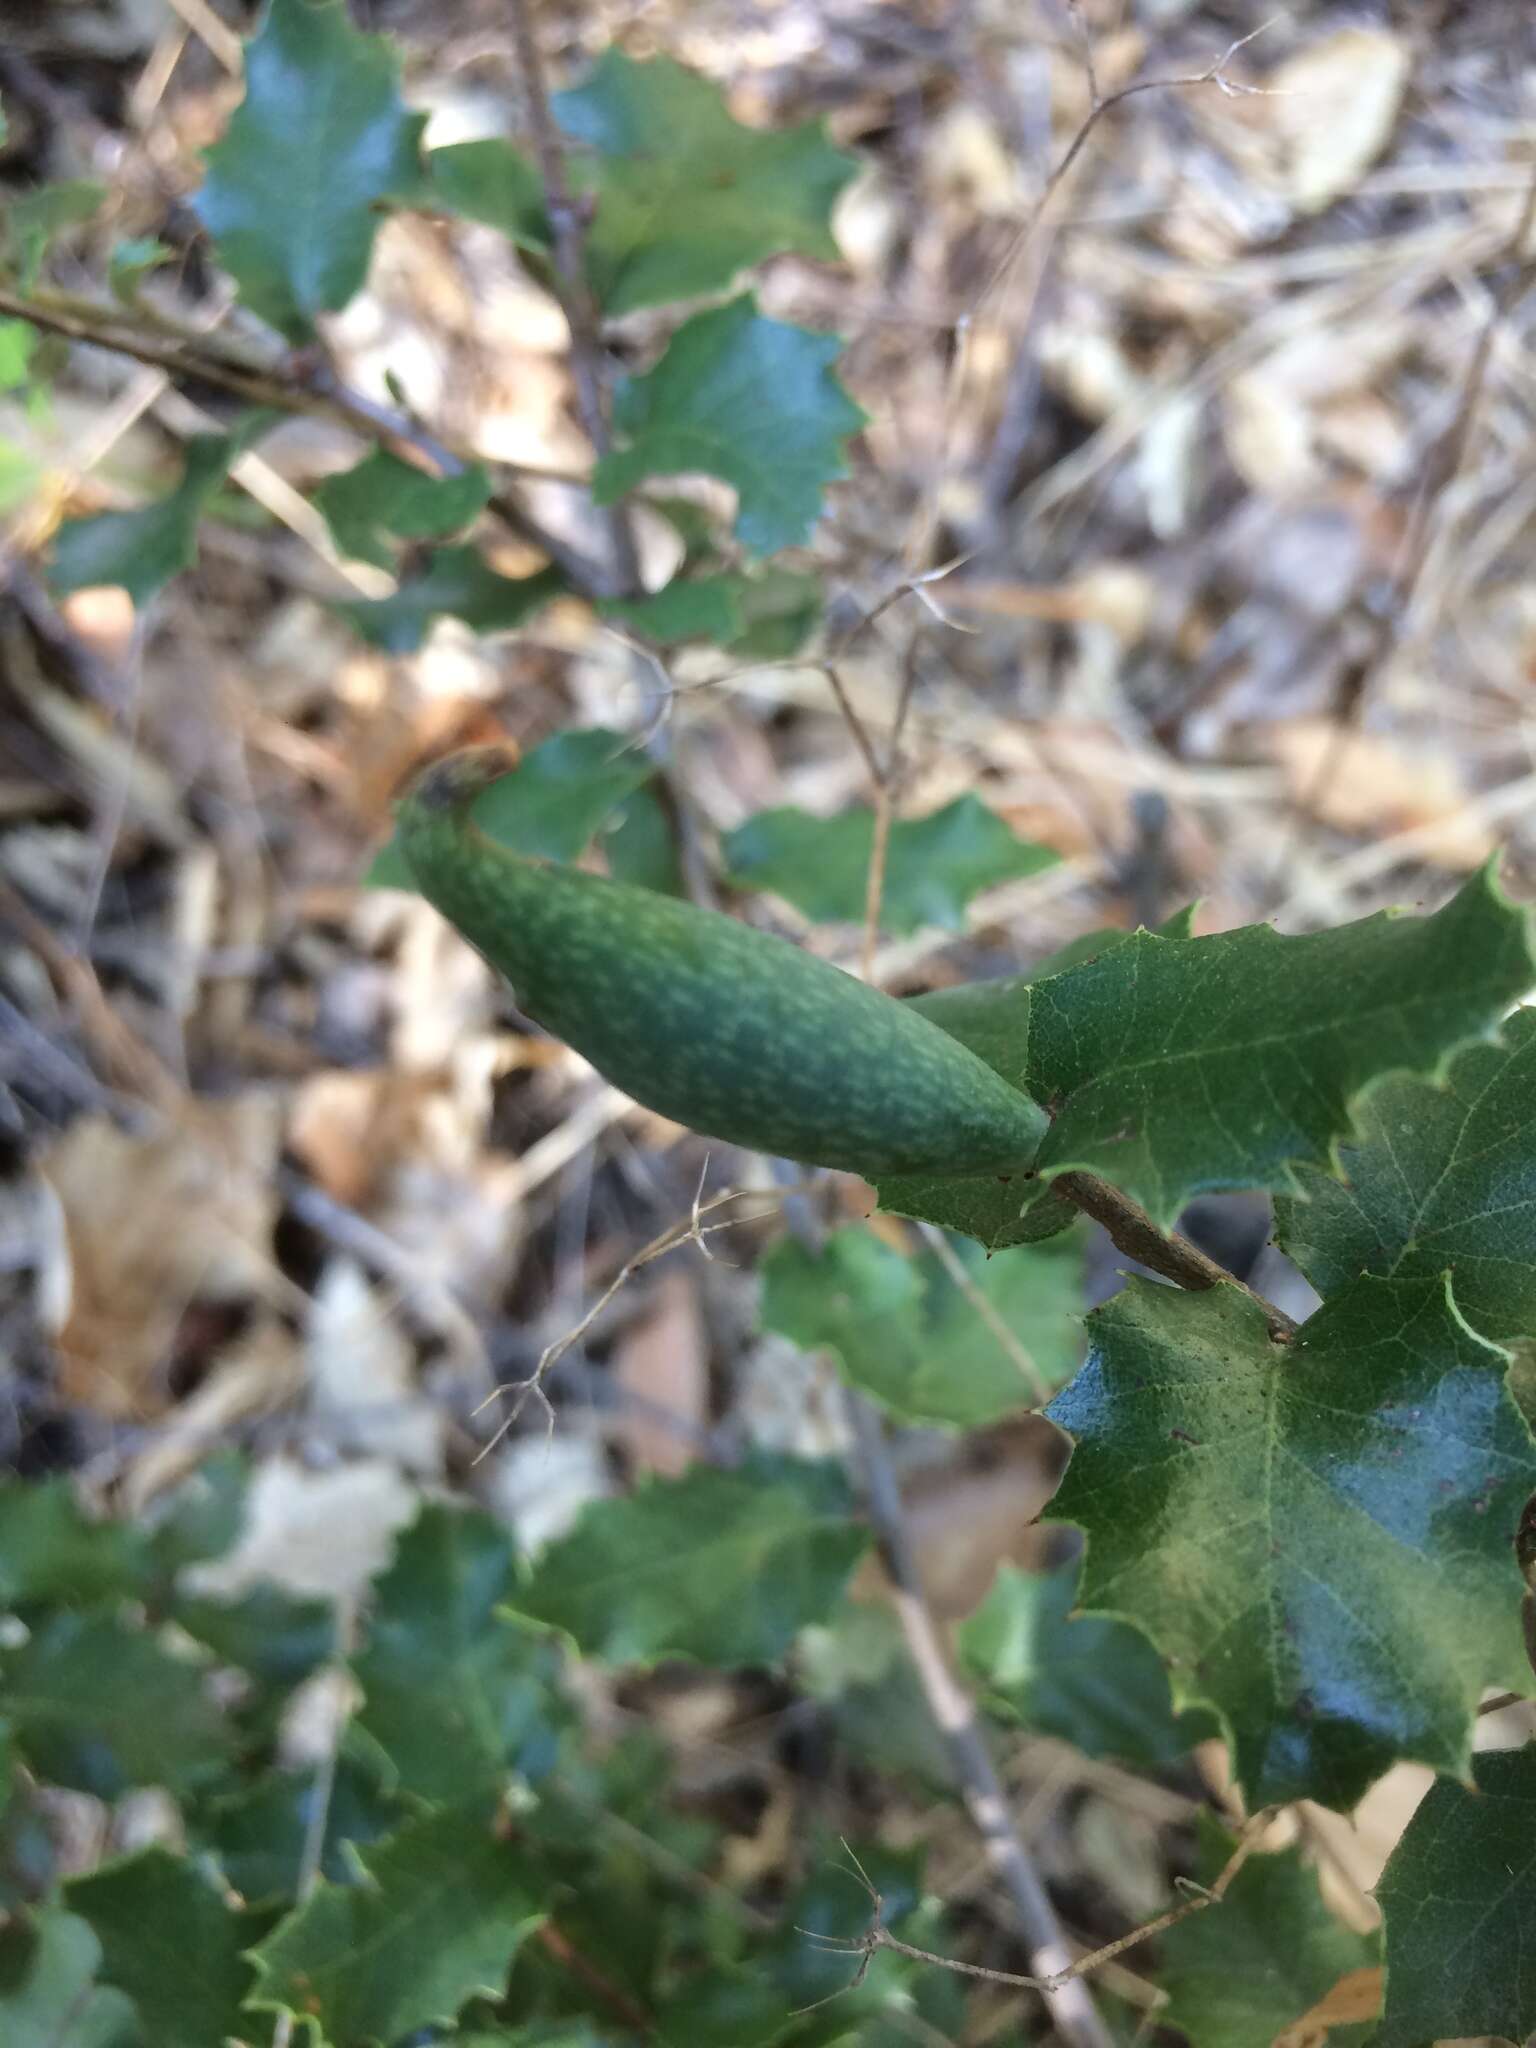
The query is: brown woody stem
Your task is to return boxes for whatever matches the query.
[1054,1170,1296,1343]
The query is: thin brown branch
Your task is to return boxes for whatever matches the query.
[0,285,609,592]
[271,1599,357,2048]
[858,641,922,980]
[820,1808,1272,1996]
[916,1221,1053,1403]
[1478,1691,1527,1717]
[0,868,183,1110]
[505,0,641,595]
[842,1388,1114,2048]
[471,1178,799,1458]
[536,1922,654,2036]
[861,789,896,983]
[1053,1171,1297,1343]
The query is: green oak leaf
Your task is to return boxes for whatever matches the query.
[1160,1813,1379,2048]
[959,1559,1218,1765]
[353,1503,563,1803]
[725,797,1058,935]
[594,295,864,555]
[247,1801,545,2044]
[872,931,1163,1252]
[0,320,35,391]
[1044,1273,1536,1809]
[0,1724,57,1911]
[4,181,106,288]
[65,1848,253,2048]
[454,2034,607,2047]
[1278,1007,1536,1343]
[600,566,821,654]
[728,566,821,657]
[1030,868,1534,1227]
[883,869,1533,1239]
[173,1584,335,1724]
[3,1612,231,1797]
[108,235,172,301]
[337,545,565,652]
[140,1447,248,1575]
[1372,1742,1536,2048]
[600,781,684,895]
[466,729,659,864]
[0,1910,140,2048]
[368,724,653,887]
[599,574,745,646]
[553,51,857,315]
[314,448,490,570]
[760,1221,1084,1425]
[513,1455,869,1666]
[421,137,549,251]
[874,1168,1076,1256]
[196,0,424,339]
[0,1477,146,1609]
[198,1756,401,1905]
[50,415,272,605]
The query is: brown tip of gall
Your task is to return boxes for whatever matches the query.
[404,745,518,818]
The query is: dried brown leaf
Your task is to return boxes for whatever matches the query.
[41,1097,284,1418]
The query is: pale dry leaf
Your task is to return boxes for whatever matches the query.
[483,1431,610,1554]
[1268,29,1411,215]
[852,1419,1065,1622]
[942,562,1155,644]
[1222,370,1318,496]
[1256,718,1496,868]
[121,1314,304,1514]
[926,103,1025,216]
[1039,323,1143,425]
[719,1786,796,1890]
[832,166,903,278]
[288,1067,443,1211]
[56,585,136,663]
[736,1330,848,1461]
[1313,392,1409,484]
[305,1256,445,1476]
[184,1455,419,1603]
[1075,1796,1170,1925]
[377,896,500,1072]
[40,1096,284,1419]
[1300,1764,1436,1934]
[1273,1966,1384,2048]
[1136,391,1203,539]
[610,1266,710,1479]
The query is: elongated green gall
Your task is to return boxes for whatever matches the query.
[395,749,1049,1179]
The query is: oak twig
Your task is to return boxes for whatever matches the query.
[1054,1170,1297,1343]
[270,1599,357,2048]
[809,1809,1273,1999]
[505,0,640,597]
[772,1157,1110,2047]
[0,285,610,593]
[470,1176,794,1458]
[842,1389,1114,2048]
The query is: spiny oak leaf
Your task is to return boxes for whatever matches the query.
[1043,1272,1536,1809]
[197,0,424,339]
[1278,1006,1536,1344]
[1372,1742,1536,2048]
[512,1456,868,1667]
[593,295,864,556]
[553,51,857,314]
[881,868,1534,1241]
